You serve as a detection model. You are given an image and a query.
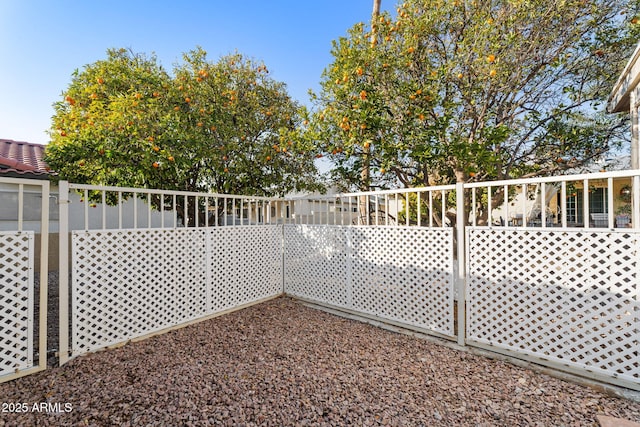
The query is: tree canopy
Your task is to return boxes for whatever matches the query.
[308,0,640,190]
[46,47,322,197]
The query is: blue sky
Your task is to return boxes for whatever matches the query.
[0,0,392,146]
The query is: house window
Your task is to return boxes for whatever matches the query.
[589,188,608,214]
[566,188,608,224]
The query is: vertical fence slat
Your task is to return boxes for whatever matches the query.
[148,193,152,228]
[101,191,106,230]
[487,186,492,227]
[429,191,433,227]
[84,189,89,230]
[17,184,23,231]
[118,192,123,229]
[471,188,477,227]
[521,184,527,227]
[405,193,409,226]
[441,190,446,226]
[58,181,70,365]
[561,182,567,228]
[607,177,614,228]
[541,184,546,228]
[416,191,421,227]
[503,185,508,227]
[583,179,589,228]
[38,181,50,372]
[193,196,198,228]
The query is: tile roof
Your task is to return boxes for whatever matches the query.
[0,139,52,179]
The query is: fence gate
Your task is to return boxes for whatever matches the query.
[0,177,49,383]
[284,224,456,339]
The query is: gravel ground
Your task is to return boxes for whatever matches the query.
[2,296,640,427]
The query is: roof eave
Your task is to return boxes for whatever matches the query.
[608,42,640,113]
[607,43,640,113]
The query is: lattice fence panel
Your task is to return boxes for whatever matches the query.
[467,228,640,389]
[284,225,455,337]
[283,225,348,307]
[208,226,283,312]
[0,232,34,376]
[350,228,454,336]
[72,229,206,355]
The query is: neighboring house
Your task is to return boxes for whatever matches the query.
[0,138,51,179]
[285,187,360,224]
[490,156,633,227]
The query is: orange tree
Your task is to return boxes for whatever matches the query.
[46,47,321,202]
[309,0,640,194]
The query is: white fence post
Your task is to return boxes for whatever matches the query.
[456,182,466,346]
[58,181,70,365]
[38,180,50,372]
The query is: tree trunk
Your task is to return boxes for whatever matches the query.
[359,0,381,224]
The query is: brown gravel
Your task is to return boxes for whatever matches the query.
[1,296,639,427]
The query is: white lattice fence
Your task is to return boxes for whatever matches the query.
[284,225,349,307]
[71,226,282,356]
[284,225,455,338]
[0,231,34,376]
[208,226,283,312]
[466,228,640,390]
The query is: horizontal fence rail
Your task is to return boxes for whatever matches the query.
[0,177,49,384]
